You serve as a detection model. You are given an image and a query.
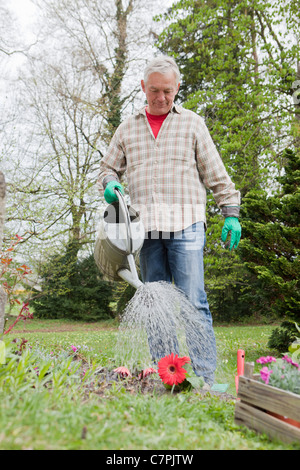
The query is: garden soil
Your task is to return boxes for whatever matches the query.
[81,364,236,402]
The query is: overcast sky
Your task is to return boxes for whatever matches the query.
[6,0,38,33]
[7,0,174,32]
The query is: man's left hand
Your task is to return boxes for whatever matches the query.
[221,217,241,250]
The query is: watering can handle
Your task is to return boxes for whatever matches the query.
[114,187,133,254]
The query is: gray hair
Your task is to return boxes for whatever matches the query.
[144,55,180,85]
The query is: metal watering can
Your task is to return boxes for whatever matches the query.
[94,188,144,289]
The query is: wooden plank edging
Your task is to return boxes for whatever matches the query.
[238,375,300,421]
[235,401,300,445]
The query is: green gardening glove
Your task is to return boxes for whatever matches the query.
[221,217,241,250]
[104,181,124,204]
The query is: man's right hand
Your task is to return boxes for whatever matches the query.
[104,181,125,204]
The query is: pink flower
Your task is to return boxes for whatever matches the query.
[71,345,77,353]
[113,366,131,378]
[282,355,299,369]
[138,367,157,379]
[256,356,277,365]
[260,366,273,385]
[282,355,292,363]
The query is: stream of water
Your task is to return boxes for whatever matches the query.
[115,281,216,380]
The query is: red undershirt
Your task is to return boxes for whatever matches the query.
[145,109,169,138]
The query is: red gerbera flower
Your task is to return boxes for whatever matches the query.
[158,353,190,386]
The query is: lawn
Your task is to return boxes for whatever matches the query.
[0,317,299,451]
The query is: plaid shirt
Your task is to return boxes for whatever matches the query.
[98,105,240,233]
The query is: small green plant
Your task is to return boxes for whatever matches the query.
[289,322,300,362]
[0,338,95,394]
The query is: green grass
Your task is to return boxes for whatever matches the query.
[0,317,299,450]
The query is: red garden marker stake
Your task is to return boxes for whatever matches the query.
[235,349,245,395]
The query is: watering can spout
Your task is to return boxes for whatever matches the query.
[117,253,143,290]
[117,268,143,290]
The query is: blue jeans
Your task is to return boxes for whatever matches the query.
[139,222,216,385]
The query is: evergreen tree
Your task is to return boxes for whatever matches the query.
[31,243,114,321]
[204,194,252,322]
[239,149,300,320]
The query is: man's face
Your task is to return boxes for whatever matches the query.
[141,71,180,115]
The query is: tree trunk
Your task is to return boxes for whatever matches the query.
[0,172,7,335]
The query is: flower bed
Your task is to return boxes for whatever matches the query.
[234,362,300,444]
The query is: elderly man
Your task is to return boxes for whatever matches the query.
[98,56,241,386]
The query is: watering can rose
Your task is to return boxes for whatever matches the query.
[158,353,190,386]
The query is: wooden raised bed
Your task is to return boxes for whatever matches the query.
[234,362,300,445]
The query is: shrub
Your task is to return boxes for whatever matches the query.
[31,245,114,321]
[267,321,298,353]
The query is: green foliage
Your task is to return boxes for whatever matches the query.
[267,321,299,354]
[31,243,114,321]
[205,148,299,323]
[156,0,299,194]
[116,282,136,314]
[204,194,252,322]
[239,149,300,320]
[0,336,96,403]
[289,322,300,362]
